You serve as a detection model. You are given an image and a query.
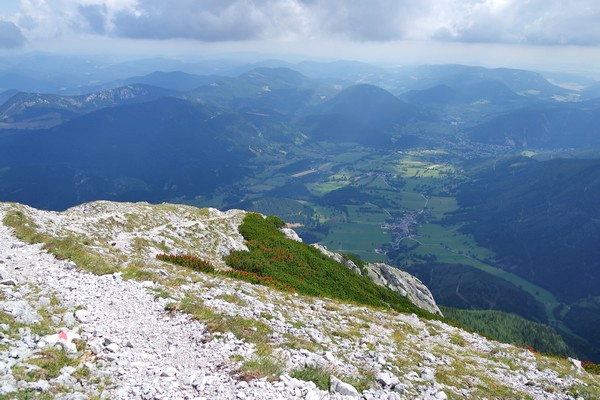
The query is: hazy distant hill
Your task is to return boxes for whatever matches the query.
[185,67,339,116]
[0,97,263,210]
[468,99,600,148]
[120,71,222,91]
[304,84,419,145]
[0,84,176,129]
[402,80,522,104]
[396,64,573,100]
[0,89,20,106]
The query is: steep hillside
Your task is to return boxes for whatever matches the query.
[447,156,600,361]
[0,98,263,210]
[468,100,600,148]
[0,201,598,399]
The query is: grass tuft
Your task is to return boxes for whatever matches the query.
[240,356,285,381]
[3,210,114,275]
[291,365,331,390]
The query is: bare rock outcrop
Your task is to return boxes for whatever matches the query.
[311,244,441,315]
[365,262,442,316]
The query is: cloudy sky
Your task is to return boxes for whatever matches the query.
[0,0,599,73]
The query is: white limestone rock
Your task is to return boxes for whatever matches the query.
[365,262,442,316]
[280,227,303,242]
[330,375,359,397]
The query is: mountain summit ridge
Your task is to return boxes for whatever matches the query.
[0,201,598,399]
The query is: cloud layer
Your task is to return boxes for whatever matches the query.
[0,20,26,48]
[7,0,600,46]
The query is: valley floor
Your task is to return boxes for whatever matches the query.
[0,203,598,399]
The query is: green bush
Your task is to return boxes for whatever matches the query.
[224,213,437,319]
[156,254,215,273]
[582,361,600,375]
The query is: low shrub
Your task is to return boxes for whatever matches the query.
[156,254,215,273]
[582,361,600,375]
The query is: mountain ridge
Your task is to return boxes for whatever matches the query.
[0,200,598,399]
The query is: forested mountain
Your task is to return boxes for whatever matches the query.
[446,156,600,360]
[468,100,600,147]
[0,98,260,209]
[0,59,599,361]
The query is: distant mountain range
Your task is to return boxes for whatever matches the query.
[1,57,600,362]
[468,99,600,148]
[0,84,176,129]
[0,62,597,210]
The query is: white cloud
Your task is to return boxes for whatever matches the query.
[6,0,600,46]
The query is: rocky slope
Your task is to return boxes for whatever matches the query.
[0,201,598,399]
[310,244,441,316]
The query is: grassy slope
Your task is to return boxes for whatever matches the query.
[224,213,437,319]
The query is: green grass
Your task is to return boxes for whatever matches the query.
[306,180,350,196]
[121,262,156,281]
[426,196,459,220]
[179,296,273,352]
[291,365,331,390]
[323,223,390,261]
[0,390,55,400]
[240,356,285,380]
[13,348,77,382]
[3,209,115,275]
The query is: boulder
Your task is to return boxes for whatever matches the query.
[330,375,359,397]
[280,227,303,242]
[41,330,81,353]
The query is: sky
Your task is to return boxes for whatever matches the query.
[0,0,599,75]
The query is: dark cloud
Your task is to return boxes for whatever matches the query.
[112,0,275,41]
[0,20,26,48]
[106,0,425,42]
[103,0,600,45]
[78,4,108,34]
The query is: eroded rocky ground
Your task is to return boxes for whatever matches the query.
[0,201,598,399]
